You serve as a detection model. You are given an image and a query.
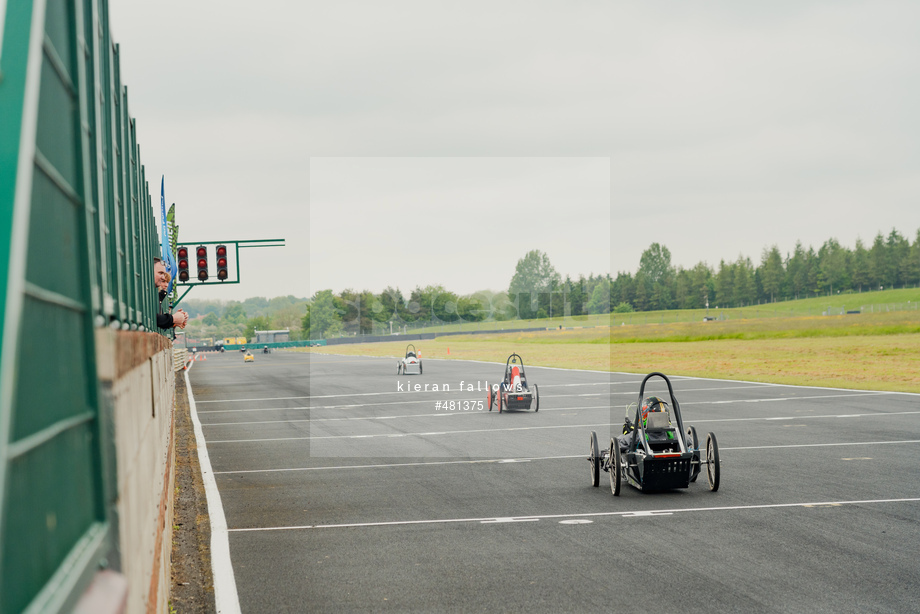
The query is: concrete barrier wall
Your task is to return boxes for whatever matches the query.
[95,330,176,614]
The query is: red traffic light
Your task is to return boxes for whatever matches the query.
[216,244,229,281]
[196,245,208,281]
[177,246,190,282]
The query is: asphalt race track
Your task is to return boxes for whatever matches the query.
[187,350,920,613]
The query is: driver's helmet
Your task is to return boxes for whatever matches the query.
[640,396,668,426]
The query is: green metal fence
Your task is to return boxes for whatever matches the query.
[1,0,162,611]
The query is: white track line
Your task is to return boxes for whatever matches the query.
[200,406,612,427]
[204,410,920,441]
[227,497,920,532]
[207,422,613,443]
[184,370,241,614]
[214,455,581,474]
[302,354,920,396]
[195,384,776,414]
[194,382,775,405]
[212,439,920,475]
[681,392,888,405]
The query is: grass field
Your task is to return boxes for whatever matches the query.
[391,286,920,335]
[304,310,920,393]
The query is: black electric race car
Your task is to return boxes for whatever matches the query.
[487,353,539,412]
[588,372,720,495]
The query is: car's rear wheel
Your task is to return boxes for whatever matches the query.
[687,426,699,482]
[706,432,720,492]
[533,385,539,412]
[487,387,493,411]
[498,388,503,413]
[397,363,402,375]
[589,431,600,487]
[419,361,423,375]
[610,439,622,496]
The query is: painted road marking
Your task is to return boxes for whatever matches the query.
[195,383,781,405]
[559,519,593,524]
[200,405,612,427]
[205,412,920,442]
[214,456,570,475]
[211,440,920,475]
[184,371,242,614]
[227,497,920,532]
[199,407,920,429]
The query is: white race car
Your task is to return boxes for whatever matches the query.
[397,344,423,375]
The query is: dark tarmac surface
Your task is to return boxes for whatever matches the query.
[188,350,920,613]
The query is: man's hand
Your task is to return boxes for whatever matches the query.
[173,309,189,328]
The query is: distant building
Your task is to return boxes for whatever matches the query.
[254,329,290,344]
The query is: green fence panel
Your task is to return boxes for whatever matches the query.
[1,0,162,610]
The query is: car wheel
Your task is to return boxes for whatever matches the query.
[487,387,493,411]
[532,384,539,412]
[397,363,402,375]
[419,361,423,375]
[687,426,700,482]
[706,432,720,492]
[498,388,503,413]
[589,431,600,487]
[609,439,622,496]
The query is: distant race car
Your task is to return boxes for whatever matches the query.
[588,372,720,495]
[263,345,270,354]
[244,352,255,363]
[487,353,539,412]
[397,344,422,375]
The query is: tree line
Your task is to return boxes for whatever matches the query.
[181,295,309,342]
[304,227,920,340]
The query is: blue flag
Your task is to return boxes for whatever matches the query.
[160,177,176,294]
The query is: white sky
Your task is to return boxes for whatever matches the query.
[110,0,920,301]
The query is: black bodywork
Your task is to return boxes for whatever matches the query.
[588,372,720,495]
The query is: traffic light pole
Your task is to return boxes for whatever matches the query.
[172,238,285,307]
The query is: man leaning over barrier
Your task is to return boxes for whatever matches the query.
[154,258,188,330]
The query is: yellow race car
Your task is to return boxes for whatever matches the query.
[244,352,255,363]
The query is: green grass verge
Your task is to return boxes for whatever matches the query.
[303,309,920,393]
[392,286,920,335]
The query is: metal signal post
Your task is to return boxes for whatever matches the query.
[172,238,285,306]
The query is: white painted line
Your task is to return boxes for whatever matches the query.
[205,411,920,443]
[214,455,572,475]
[684,392,888,405]
[305,354,920,396]
[200,405,613,427]
[685,411,920,424]
[184,370,241,614]
[207,422,617,443]
[559,519,593,524]
[723,439,920,451]
[195,382,772,405]
[481,518,540,524]
[198,404,616,418]
[212,439,920,475]
[659,373,920,397]
[228,497,920,532]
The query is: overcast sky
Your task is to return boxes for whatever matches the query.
[110,1,920,301]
